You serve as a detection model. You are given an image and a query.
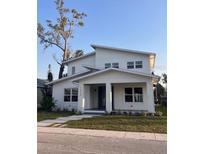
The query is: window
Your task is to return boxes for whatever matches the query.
[134,88,143,102]
[127,62,134,69]
[64,88,78,102]
[64,88,71,102]
[124,87,143,102]
[125,88,133,102]
[135,61,143,68]
[72,88,78,102]
[112,63,119,68]
[105,63,111,69]
[72,66,75,75]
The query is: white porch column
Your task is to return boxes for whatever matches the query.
[146,81,155,113]
[106,82,112,113]
[78,83,85,113]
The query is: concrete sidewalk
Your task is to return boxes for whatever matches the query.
[38,127,167,141]
[38,114,101,127]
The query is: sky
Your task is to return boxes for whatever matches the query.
[37,0,167,79]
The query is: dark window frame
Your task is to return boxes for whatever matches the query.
[105,63,111,69]
[72,66,75,75]
[127,61,134,69]
[112,63,119,68]
[135,61,143,68]
[124,87,143,103]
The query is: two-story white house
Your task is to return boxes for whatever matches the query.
[49,44,159,114]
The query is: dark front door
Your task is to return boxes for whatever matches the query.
[98,86,106,110]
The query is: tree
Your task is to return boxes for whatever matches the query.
[37,0,87,79]
[47,64,53,82]
[162,73,167,84]
[161,73,167,92]
[72,50,84,58]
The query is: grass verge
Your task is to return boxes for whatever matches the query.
[64,115,167,134]
[37,111,74,122]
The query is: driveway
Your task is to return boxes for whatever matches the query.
[38,127,167,154]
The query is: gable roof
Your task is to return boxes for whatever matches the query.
[47,70,96,85]
[72,68,159,82]
[91,44,156,56]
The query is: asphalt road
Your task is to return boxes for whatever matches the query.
[38,131,167,154]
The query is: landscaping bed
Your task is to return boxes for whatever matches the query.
[37,111,74,122]
[64,115,167,134]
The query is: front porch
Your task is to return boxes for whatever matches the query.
[74,69,156,113]
[78,82,154,114]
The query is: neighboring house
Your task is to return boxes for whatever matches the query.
[37,78,47,108]
[48,44,159,113]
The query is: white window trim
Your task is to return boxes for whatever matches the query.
[135,61,143,68]
[127,61,134,69]
[124,87,143,103]
[64,88,78,102]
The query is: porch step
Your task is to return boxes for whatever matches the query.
[83,110,106,114]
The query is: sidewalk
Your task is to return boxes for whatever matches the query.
[38,127,167,141]
[38,114,101,127]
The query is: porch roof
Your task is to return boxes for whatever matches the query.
[72,68,160,82]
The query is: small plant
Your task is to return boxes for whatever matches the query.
[155,111,163,116]
[40,96,55,111]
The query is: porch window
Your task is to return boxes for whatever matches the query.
[134,88,143,102]
[72,88,78,102]
[105,63,111,69]
[135,61,143,68]
[64,88,78,102]
[64,88,71,102]
[112,63,119,68]
[124,87,143,103]
[125,88,133,102]
[127,62,134,69]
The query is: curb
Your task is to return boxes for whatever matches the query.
[38,127,167,141]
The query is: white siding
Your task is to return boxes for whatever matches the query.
[78,70,155,113]
[52,80,79,111]
[113,83,148,111]
[66,54,95,76]
[95,48,151,73]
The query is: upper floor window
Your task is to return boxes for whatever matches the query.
[105,63,111,69]
[135,61,143,68]
[64,88,78,102]
[127,62,134,69]
[72,66,75,75]
[112,63,119,68]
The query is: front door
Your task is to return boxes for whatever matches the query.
[98,86,106,110]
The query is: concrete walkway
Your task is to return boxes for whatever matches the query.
[38,114,101,127]
[38,127,167,141]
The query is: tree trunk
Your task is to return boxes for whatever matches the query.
[58,63,64,79]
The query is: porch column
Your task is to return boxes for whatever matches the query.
[106,82,112,113]
[146,81,155,113]
[78,83,85,113]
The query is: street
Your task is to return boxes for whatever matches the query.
[38,129,167,154]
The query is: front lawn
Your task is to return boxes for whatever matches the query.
[64,115,167,134]
[37,111,74,122]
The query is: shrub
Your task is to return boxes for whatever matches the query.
[40,96,55,111]
[155,111,163,116]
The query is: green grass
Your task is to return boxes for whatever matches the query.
[155,105,167,116]
[37,111,74,122]
[64,115,167,134]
